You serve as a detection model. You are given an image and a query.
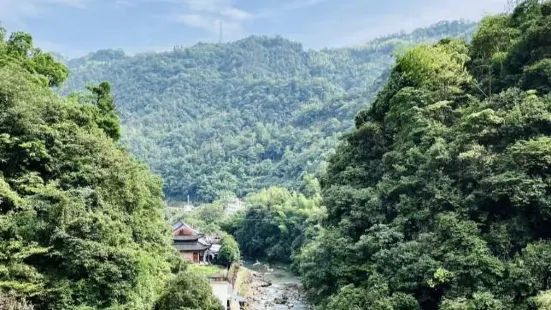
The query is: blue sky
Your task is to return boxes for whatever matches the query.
[0,0,508,57]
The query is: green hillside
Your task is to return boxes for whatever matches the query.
[0,28,220,310]
[297,1,551,308]
[59,20,476,202]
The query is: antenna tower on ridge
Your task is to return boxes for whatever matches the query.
[219,21,223,43]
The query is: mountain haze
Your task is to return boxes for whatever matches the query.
[59,20,477,202]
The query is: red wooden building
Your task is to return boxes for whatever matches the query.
[172,220,215,263]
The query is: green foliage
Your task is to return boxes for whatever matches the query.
[297,1,551,309]
[470,0,551,95]
[534,290,551,310]
[0,28,217,310]
[84,81,121,140]
[217,234,240,266]
[154,271,223,310]
[59,22,477,202]
[0,31,68,88]
[325,280,420,310]
[395,41,471,90]
[197,203,225,225]
[222,186,324,263]
[164,197,231,232]
[187,265,226,278]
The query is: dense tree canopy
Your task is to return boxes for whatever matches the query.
[11,6,551,309]
[222,186,324,264]
[216,234,240,266]
[0,27,217,310]
[296,1,551,309]
[10,9,546,310]
[58,21,476,202]
[154,271,223,310]
[0,28,68,88]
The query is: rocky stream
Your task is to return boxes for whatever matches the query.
[243,262,310,310]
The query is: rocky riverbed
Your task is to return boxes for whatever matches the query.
[243,262,310,310]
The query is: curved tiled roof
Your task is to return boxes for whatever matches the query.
[172,220,201,236]
[172,220,184,231]
[173,242,211,251]
[173,234,203,241]
[171,220,213,252]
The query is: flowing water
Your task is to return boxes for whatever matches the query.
[243,261,309,310]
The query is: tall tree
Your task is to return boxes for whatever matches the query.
[86,81,121,140]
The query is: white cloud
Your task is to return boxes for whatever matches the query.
[309,0,508,48]
[0,0,88,25]
[175,13,243,39]
[170,0,253,39]
[43,0,88,8]
[176,14,217,32]
[252,0,331,21]
[221,8,253,21]
[184,0,229,13]
[282,0,331,10]
[113,0,133,8]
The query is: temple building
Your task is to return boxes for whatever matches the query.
[172,220,218,263]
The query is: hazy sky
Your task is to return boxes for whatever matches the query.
[0,0,508,57]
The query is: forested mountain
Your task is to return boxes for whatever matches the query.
[296,1,551,308]
[8,0,551,309]
[58,20,476,202]
[0,28,220,310]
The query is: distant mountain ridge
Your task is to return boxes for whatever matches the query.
[59,20,477,202]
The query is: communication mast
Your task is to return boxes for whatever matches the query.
[219,21,223,43]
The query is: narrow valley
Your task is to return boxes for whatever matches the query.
[3,1,551,310]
